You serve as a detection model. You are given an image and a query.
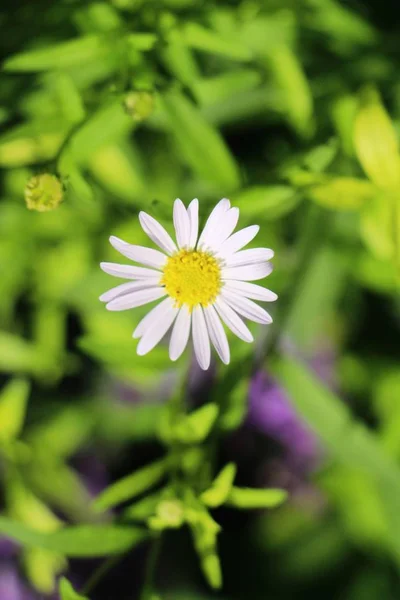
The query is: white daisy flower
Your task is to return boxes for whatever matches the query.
[100,198,277,370]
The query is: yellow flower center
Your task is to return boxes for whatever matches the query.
[161,249,221,309]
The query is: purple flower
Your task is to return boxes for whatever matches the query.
[0,563,36,600]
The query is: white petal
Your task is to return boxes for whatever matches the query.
[217,225,260,258]
[109,236,167,269]
[187,198,199,249]
[196,198,230,250]
[133,297,173,339]
[222,262,273,281]
[100,262,162,280]
[203,305,230,365]
[192,306,211,370]
[100,279,161,303]
[106,287,166,311]
[223,280,278,302]
[137,298,178,356]
[204,207,239,252]
[169,306,191,361]
[173,198,191,249]
[139,211,177,255]
[222,291,273,324]
[214,297,253,343]
[224,247,274,267]
[136,298,179,356]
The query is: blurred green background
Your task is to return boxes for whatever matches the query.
[2,0,400,598]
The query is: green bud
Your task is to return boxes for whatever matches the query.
[123,91,154,122]
[148,498,185,530]
[24,173,63,212]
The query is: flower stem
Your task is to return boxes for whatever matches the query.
[140,535,163,600]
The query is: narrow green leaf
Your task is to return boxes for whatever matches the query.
[308,177,376,211]
[267,45,314,138]
[0,379,29,442]
[161,90,240,190]
[186,500,222,590]
[201,463,237,508]
[173,404,219,444]
[360,192,400,261]
[0,518,147,557]
[3,35,108,72]
[93,459,167,512]
[272,355,400,566]
[354,87,400,191]
[233,186,299,220]
[69,101,133,164]
[226,487,287,509]
[59,578,89,600]
[0,332,57,377]
[183,23,252,61]
[126,33,157,51]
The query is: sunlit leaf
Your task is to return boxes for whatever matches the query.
[172,404,219,444]
[3,35,110,72]
[182,23,252,61]
[0,379,29,442]
[59,578,89,600]
[233,186,299,220]
[354,87,400,191]
[0,518,148,557]
[160,89,240,190]
[226,487,287,509]
[201,463,237,508]
[308,177,376,210]
[266,45,314,138]
[93,459,167,512]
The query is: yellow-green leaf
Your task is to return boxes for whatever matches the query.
[93,459,167,512]
[309,177,376,210]
[354,88,400,190]
[60,578,89,600]
[226,487,287,509]
[0,379,29,442]
[201,463,237,508]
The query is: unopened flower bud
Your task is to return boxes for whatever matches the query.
[123,91,154,122]
[24,173,63,212]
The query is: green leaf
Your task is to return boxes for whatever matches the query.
[0,519,147,557]
[24,546,66,594]
[173,404,219,444]
[161,33,201,91]
[232,186,299,220]
[266,45,314,138]
[284,246,348,352]
[89,142,146,203]
[185,498,222,589]
[360,191,400,261]
[201,463,237,508]
[161,89,240,190]
[226,487,287,509]
[0,379,29,442]
[59,578,89,600]
[69,101,133,164]
[182,23,252,61]
[93,459,167,512]
[354,87,400,191]
[308,177,376,211]
[272,355,400,566]
[0,332,58,378]
[219,377,249,431]
[3,35,109,72]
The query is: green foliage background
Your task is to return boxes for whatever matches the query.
[1,0,400,598]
